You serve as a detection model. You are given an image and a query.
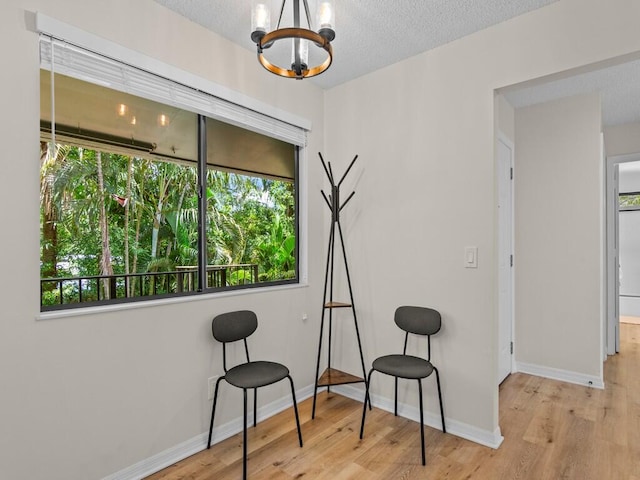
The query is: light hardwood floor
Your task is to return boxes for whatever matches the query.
[621,315,640,325]
[147,323,640,479]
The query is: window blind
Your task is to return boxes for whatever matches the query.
[39,36,307,147]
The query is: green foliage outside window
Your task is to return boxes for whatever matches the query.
[619,193,640,209]
[40,143,296,306]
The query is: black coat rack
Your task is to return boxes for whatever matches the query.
[312,152,370,418]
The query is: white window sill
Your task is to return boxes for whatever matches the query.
[37,282,309,321]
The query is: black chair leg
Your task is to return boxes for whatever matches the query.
[253,388,257,428]
[418,379,425,466]
[365,376,372,411]
[311,383,319,420]
[243,389,248,480]
[287,376,303,447]
[434,367,446,433]
[360,369,374,439]
[394,377,398,416]
[207,376,225,449]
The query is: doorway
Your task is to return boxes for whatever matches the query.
[607,155,640,354]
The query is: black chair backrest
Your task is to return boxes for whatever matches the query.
[212,310,258,372]
[395,306,441,360]
[212,310,258,343]
[394,306,441,336]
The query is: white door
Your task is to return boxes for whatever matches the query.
[606,157,622,355]
[614,165,620,353]
[498,136,514,384]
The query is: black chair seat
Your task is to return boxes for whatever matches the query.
[373,354,433,379]
[225,361,289,389]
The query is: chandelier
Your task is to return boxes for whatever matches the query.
[251,0,335,79]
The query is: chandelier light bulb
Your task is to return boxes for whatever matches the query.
[317,1,335,41]
[291,39,309,72]
[317,2,334,29]
[251,2,271,42]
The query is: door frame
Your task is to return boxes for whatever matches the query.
[606,152,640,355]
[497,130,515,382]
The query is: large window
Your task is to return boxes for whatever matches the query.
[39,40,302,311]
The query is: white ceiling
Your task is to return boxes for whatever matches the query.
[153,0,640,127]
[152,0,557,90]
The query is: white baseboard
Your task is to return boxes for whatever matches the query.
[332,384,504,449]
[104,362,606,479]
[104,378,512,480]
[515,361,605,389]
[102,384,316,480]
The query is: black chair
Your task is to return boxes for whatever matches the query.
[359,306,445,465]
[207,310,303,480]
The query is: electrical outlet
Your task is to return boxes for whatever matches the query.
[302,313,308,321]
[208,376,220,401]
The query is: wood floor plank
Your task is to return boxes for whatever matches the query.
[146,324,640,480]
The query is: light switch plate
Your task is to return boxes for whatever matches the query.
[465,246,478,268]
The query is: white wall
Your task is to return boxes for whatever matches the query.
[604,122,640,157]
[4,0,640,478]
[496,94,515,142]
[325,0,640,443]
[513,93,602,378]
[0,2,325,479]
[618,163,640,193]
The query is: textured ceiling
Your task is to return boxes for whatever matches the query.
[504,58,640,127]
[152,0,557,90]
[152,0,638,127]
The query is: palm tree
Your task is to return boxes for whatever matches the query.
[96,151,114,296]
[40,141,71,280]
[44,146,120,298]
